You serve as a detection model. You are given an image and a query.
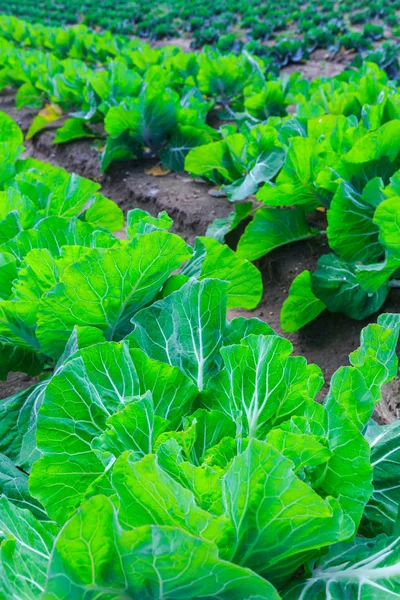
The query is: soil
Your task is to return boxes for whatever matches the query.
[0,372,39,400]
[1,73,399,420]
[282,48,355,79]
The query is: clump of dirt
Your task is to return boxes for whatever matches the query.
[0,372,39,400]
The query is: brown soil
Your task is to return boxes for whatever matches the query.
[153,37,192,52]
[1,88,399,421]
[282,48,354,79]
[0,372,39,400]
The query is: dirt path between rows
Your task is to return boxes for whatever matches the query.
[1,91,399,421]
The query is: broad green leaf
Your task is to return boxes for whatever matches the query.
[362,420,400,536]
[0,189,36,232]
[29,340,196,523]
[54,325,106,369]
[356,197,400,292]
[0,380,48,469]
[93,392,169,458]
[284,534,400,599]
[324,366,375,431]
[185,408,236,466]
[349,316,400,402]
[176,460,225,514]
[202,438,237,471]
[0,497,57,599]
[197,53,264,99]
[181,236,262,309]
[0,142,24,187]
[46,495,280,599]
[224,315,275,344]
[327,179,384,263]
[126,208,172,239]
[0,454,47,519]
[105,88,178,152]
[88,60,142,103]
[356,255,399,295]
[206,334,323,438]
[326,312,400,425]
[378,312,400,331]
[110,452,225,543]
[44,495,124,597]
[10,165,100,220]
[223,144,285,201]
[100,131,137,171]
[0,300,40,354]
[1,216,117,261]
[0,111,24,145]
[345,119,400,163]
[53,117,95,143]
[0,211,22,244]
[15,81,43,109]
[83,192,124,232]
[103,100,142,138]
[29,342,139,523]
[281,270,326,332]
[314,387,373,526]
[160,124,213,172]
[223,440,354,584]
[383,169,400,198]
[129,348,198,428]
[311,254,389,320]
[185,126,284,201]
[0,343,43,380]
[118,525,281,599]
[36,231,191,358]
[266,428,331,472]
[128,278,228,390]
[0,327,106,468]
[12,248,58,302]
[0,251,18,300]
[154,421,197,462]
[256,137,329,210]
[185,134,246,185]
[236,207,319,261]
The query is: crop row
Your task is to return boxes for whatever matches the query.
[2,17,400,330]
[0,13,399,72]
[1,108,400,598]
[0,0,399,57]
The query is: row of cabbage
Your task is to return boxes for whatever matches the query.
[3,17,400,330]
[1,109,400,599]
[1,8,398,66]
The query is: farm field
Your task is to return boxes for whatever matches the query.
[1,3,400,599]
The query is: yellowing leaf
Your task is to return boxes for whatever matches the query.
[145,165,171,177]
[26,104,62,139]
